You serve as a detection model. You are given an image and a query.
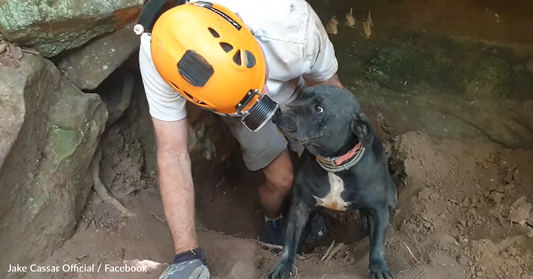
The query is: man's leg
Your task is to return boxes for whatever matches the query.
[222,117,292,216]
[259,148,293,219]
[221,117,325,245]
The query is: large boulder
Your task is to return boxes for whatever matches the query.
[0,53,107,278]
[0,0,142,57]
[56,28,141,90]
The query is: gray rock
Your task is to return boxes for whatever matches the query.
[0,0,142,57]
[56,28,141,90]
[0,53,107,278]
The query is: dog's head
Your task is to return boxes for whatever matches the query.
[272,84,374,157]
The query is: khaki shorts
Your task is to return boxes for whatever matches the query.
[222,116,304,171]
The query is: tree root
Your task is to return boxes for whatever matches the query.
[91,147,136,217]
[90,72,136,218]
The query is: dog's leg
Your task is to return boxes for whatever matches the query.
[296,210,314,250]
[387,177,398,212]
[367,205,393,279]
[268,197,312,279]
[360,208,373,237]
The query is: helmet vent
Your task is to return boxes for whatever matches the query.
[244,50,256,68]
[169,81,180,91]
[220,42,233,53]
[208,27,220,38]
[233,50,242,66]
[183,91,194,100]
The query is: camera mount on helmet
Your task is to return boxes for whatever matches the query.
[236,89,279,132]
[133,0,187,35]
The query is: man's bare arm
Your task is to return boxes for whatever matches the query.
[152,117,198,255]
[304,74,345,89]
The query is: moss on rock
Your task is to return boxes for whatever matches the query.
[0,0,142,57]
[331,28,533,148]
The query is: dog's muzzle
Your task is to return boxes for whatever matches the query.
[236,90,279,132]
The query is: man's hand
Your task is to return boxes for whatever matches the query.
[159,261,209,279]
[159,249,210,279]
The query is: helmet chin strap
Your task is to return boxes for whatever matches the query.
[133,0,187,35]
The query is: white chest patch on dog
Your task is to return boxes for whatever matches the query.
[314,172,351,211]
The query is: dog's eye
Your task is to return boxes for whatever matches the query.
[314,105,323,113]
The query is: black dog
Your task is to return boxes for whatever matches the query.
[268,84,397,279]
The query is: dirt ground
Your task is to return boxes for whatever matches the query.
[28,93,533,279]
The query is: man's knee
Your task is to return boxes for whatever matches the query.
[223,118,289,171]
[262,148,294,191]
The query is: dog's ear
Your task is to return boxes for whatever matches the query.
[350,112,374,146]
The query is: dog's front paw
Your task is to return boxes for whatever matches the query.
[268,260,294,279]
[369,261,394,279]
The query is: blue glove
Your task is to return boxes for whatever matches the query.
[159,248,210,279]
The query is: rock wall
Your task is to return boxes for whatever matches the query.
[0,2,236,276]
[0,0,142,57]
[0,2,145,275]
[0,53,108,278]
[309,0,533,148]
[339,32,533,148]
[55,28,141,90]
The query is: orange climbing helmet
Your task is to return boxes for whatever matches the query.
[147,1,278,132]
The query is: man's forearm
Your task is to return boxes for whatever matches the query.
[157,152,198,255]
